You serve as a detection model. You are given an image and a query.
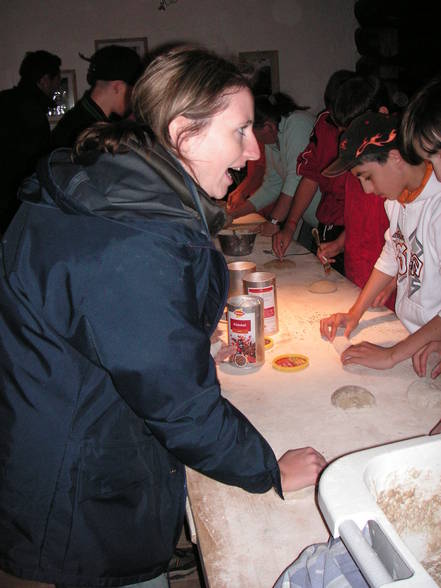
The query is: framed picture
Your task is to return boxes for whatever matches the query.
[48,69,77,126]
[238,50,280,95]
[94,37,148,59]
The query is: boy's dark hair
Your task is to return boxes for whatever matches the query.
[19,50,61,84]
[331,75,390,128]
[401,76,441,164]
[254,92,308,128]
[356,151,391,166]
[82,45,143,86]
[323,69,355,111]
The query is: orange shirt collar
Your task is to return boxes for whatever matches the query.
[398,161,432,204]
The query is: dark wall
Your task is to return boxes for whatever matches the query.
[354,0,441,104]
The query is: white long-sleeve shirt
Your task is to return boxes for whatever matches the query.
[375,171,441,333]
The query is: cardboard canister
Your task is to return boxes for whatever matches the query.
[227,261,256,298]
[243,271,279,335]
[227,295,265,368]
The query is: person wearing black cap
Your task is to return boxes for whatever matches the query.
[0,50,61,233]
[319,111,441,381]
[51,45,142,149]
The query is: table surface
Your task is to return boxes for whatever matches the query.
[186,234,438,588]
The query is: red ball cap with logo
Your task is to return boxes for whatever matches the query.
[322,112,399,177]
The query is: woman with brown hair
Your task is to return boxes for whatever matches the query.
[0,45,325,588]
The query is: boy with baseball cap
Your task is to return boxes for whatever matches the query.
[51,45,143,148]
[320,111,441,380]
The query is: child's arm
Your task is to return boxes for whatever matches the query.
[316,232,345,265]
[371,275,397,308]
[272,177,318,257]
[412,339,441,378]
[320,268,394,341]
[341,314,441,370]
[260,192,298,237]
[228,198,257,219]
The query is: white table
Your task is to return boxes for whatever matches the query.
[186,235,438,587]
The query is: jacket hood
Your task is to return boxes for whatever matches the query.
[21,138,227,236]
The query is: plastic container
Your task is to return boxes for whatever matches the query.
[318,435,441,587]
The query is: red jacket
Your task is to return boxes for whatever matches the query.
[344,173,395,310]
[297,111,345,226]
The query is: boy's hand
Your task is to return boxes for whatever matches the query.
[320,312,359,341]
[341,341,396,369]
[412,341,441,378]
[278,447,326,493]
[317,240,342,266]
[273,226,295,259]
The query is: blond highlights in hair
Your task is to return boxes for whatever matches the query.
[131,45,248,159]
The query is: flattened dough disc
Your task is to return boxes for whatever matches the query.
[308,279,337,294]
[407,379,441,410]
[264,258,296,271]
[331,385,376,409]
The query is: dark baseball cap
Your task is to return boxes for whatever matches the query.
[83,45,143,86]
[322,112,399,177]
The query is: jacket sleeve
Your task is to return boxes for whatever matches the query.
[83,234,282,495]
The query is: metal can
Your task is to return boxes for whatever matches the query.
[227,261,256,298]
[243,271,279,335]
[227,295,265,368]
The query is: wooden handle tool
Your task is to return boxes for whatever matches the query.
[311,228,332,274]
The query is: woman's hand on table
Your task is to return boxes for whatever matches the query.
[320,312,359,341]
[341,341,396,369]
[272,226,295,259]
[412,341,441,378]
[210,331,235,364]
[278,447,327,492]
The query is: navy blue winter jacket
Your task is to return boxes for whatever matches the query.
[0,141,281,586]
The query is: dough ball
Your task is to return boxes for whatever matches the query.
[308,279,337,294]
[331,385,376,409]
[407,379,441,410]
[264,258,296,271]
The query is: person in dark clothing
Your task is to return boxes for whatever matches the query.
[0,50,61,234]
[0,45,325,588]
[50,45,142,149]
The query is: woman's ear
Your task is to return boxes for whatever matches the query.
[168,115,189,146]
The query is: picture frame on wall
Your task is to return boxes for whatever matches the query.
[238,50,280,95]
[48,69,78,126]
[94,37,148,59]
